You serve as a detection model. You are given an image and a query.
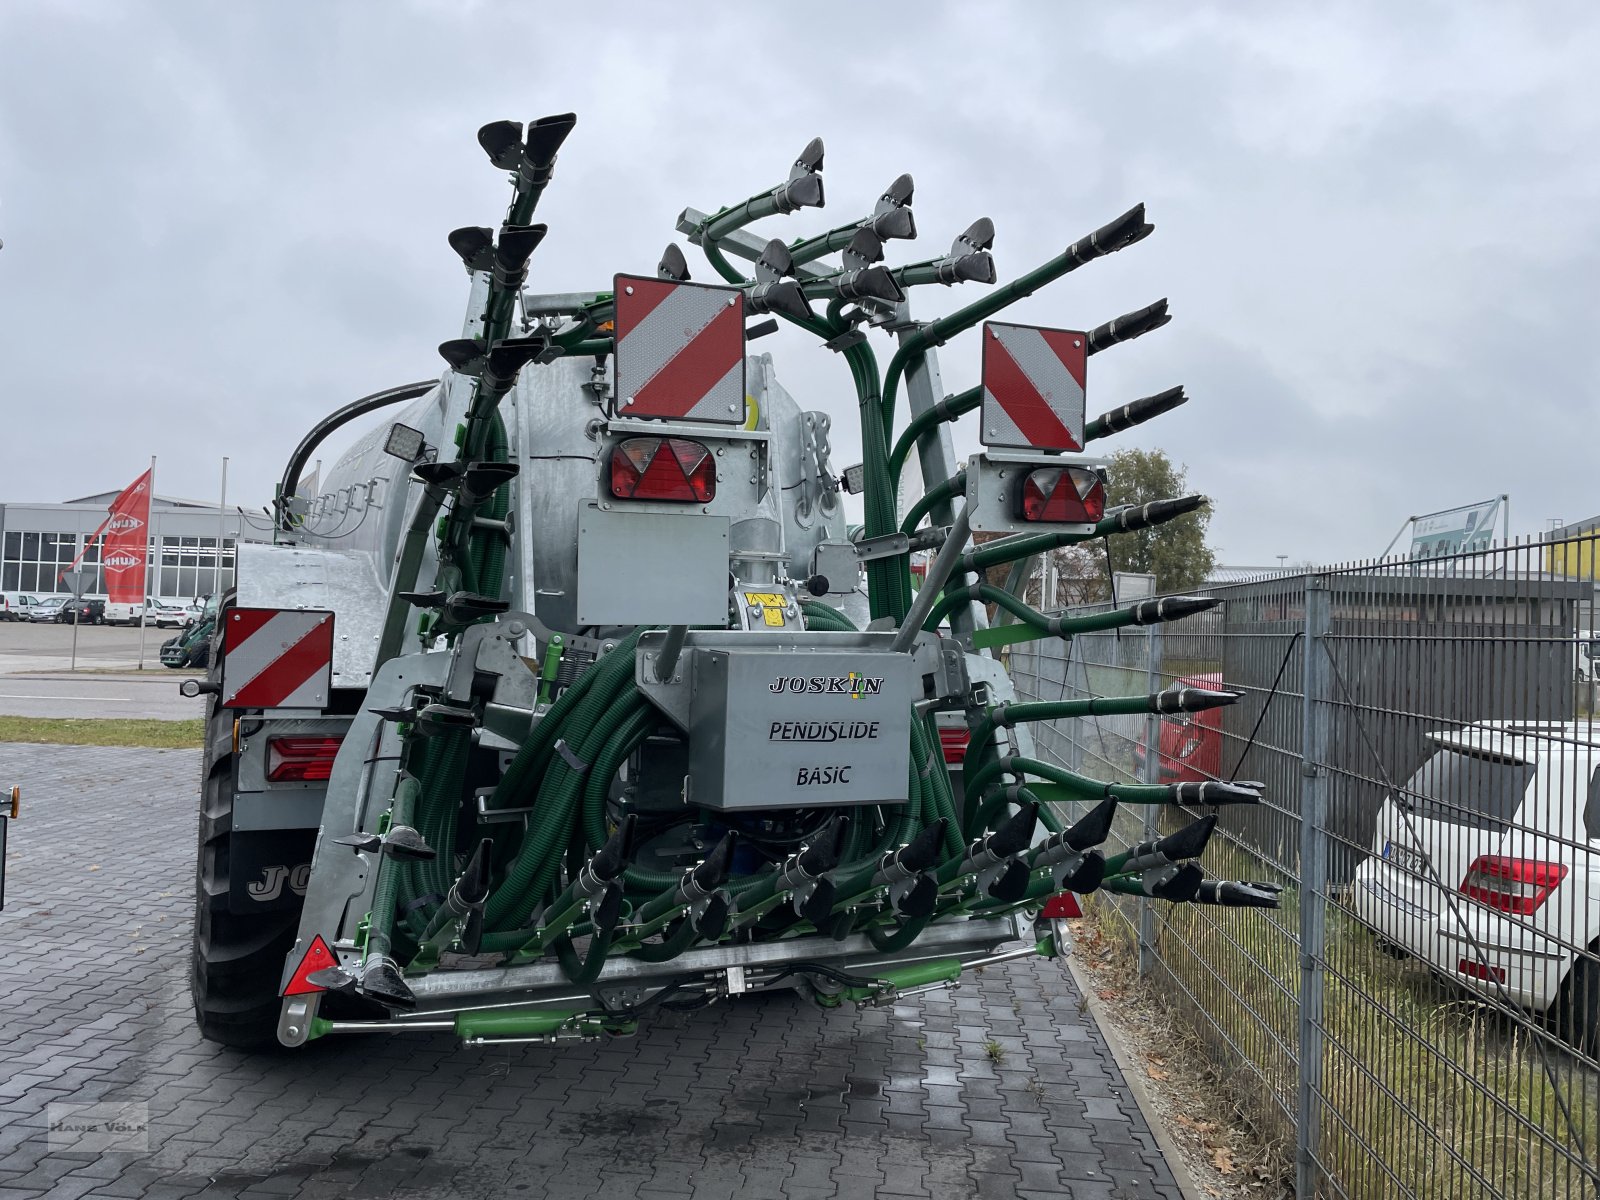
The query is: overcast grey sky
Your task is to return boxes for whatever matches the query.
[2,1,1596,564]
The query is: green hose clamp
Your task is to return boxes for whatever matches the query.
[537,634,564,705]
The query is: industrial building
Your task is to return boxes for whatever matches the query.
[1546,513,1600,587]
[0,490,260,601]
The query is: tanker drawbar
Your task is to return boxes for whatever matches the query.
[186,113,1279,1052]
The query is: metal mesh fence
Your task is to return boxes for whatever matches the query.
[1006,532,1599,1198]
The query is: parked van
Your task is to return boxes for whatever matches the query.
[0,593,45,622]
[1353,721,1600,1051]
[104,598,189,627]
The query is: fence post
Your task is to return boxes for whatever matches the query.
[1296,577,1331,1199]
[1137,623,1162,976]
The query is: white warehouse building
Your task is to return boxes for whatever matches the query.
[0,491,259,602]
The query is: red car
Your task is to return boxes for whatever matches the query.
[1134,673,1225,783]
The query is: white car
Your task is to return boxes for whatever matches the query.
[1353,721,1600,1051]
[103,601,142,626]
[147,599,190,628]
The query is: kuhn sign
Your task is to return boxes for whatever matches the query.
[100,468,153,603]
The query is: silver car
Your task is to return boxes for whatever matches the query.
[27,598,66,623]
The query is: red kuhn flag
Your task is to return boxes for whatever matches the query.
[99,469,154,604]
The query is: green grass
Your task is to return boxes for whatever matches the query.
[1079,832,1599,1199]
[0,716,203,748]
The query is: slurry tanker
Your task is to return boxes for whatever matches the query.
[187,114,1280,1050]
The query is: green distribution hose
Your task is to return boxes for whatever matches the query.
[963,697,1170,772]
[923,583,1153,636]
[462,410,511,598]
[486,637,646,930]
[878,203,1153,449]
[888,382,1168,496]
[365,776,420,962]
[887,387,980,489]
[900,470,966,538]
[387,574,977,971]
[966,754,1175,815]
[382,209,1175,972]
[698,240,910,621]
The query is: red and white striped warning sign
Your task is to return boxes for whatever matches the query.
[613,274,746,423]
[221,607,335,710]
[979,321,1087,451]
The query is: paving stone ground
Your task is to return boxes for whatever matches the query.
[0,744,1183,1199]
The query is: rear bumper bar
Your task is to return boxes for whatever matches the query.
[278,914,1028,1046]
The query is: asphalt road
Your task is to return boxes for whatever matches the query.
[0,623,202,720]
[0,745,1185,1200]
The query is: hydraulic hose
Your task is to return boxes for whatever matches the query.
[900,470,966,538]
[276,380,437,532]
[888,387,980,490]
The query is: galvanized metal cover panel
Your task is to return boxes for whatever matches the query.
[576,503,729,626]
[688,647,912,809]
[235,542,384,689]
[964,449,1105,537]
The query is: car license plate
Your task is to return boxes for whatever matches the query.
[1384,840,1429,877]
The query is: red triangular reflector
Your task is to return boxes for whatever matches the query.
[637,445,691,495]
[283,934,337,996]
[1042,891,1082,919]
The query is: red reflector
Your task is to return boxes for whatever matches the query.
[1460,855,1568,915]
[938,727,970,765]
[609,437,716,503]
[1457,957,1506,984]
[283,935,337,996]
[1015,466,1105,524]
[1042,892,1083,919]
[267,736,344,783]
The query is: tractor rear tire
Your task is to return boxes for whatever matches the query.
[190,598,304,1050]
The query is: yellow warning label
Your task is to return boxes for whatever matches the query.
[743,592,789,627]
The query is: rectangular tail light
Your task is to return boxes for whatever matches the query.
[1460,855,1568,915]
[267,735,345,783]
[609,437,716,503]
[1457,957,1507,983]
[1014,465,1105,524]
